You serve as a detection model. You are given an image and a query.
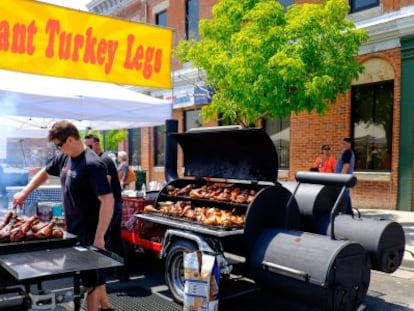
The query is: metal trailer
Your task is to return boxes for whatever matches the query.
[126,120,379,311]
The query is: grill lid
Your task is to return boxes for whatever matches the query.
[170,127,278,182]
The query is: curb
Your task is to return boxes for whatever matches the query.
[401,251,414,271]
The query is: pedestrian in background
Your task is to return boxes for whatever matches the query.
[117,151,134,190]
[13,121,115,311]
[335,137,356,215]
[312,144,336,173]
[84,134,124,260]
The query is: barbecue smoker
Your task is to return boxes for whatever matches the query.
[281,174,405,274]
[135,120,373,310]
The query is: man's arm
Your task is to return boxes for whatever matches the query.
[12,168,49,208]
[93,192,114,249]
[341,163,350,174]
[341,150,352,174]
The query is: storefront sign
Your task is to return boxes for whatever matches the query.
[0,0,173,88]
[194,86,213,105]
[161,85,213,109]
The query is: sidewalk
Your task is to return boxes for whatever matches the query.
[358,208,414,270]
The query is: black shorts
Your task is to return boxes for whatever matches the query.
[81,269,106,288]
[75,234,108,288]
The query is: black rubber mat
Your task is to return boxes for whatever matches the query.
[108,286,181,311]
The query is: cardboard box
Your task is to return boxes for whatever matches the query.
[183,251,219,311]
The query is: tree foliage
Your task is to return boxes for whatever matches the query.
[175,0,368,126]
[84,129,127,151]
[104,129,128,151]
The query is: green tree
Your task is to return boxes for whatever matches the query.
[103,129,127,151]
[175,0,368,127]
[83,129,127,151]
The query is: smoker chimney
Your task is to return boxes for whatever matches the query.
[164,119,178,182]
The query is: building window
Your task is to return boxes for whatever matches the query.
[350,0,379,13]
[128,128,141,166]
[154,125,166,167]
[264,118,290,169]
[185,109,203,131]
[351,81,393,171]
[156,10,167,26]
[186,0,199,40]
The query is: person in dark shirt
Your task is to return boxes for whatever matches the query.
[13,121,115,311]
[84,134,124,259]
[335,138,355,174]
[335,137,356,215]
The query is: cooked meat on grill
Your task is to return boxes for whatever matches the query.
[31,221,49,233]
[147,201,246,227]
[0,214,64,243]
[171,182,257,204]
[10,215,39,242]
[0,217,16,242]
[52,228,64,238]
[175,184,195,196]
[144,205,159,213]
[0,210,15,231]
[34,218,57,239]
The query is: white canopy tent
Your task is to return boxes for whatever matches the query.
[0,69,172,137]
[1,116,152,138]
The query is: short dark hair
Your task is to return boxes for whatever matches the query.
[48,120,80,142]
[343,137,352,144]
[84,134,100,142]
[321,144,330,150]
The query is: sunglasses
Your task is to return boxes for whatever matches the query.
[55,138,67,149]
[323,148,330,151]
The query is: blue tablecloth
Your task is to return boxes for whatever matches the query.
[6,185,62,216]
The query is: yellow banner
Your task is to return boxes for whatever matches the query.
[0,0,173,88]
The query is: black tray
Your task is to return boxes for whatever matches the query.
[0,232,78,255]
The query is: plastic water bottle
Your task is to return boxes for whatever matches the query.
[141,183,146,198]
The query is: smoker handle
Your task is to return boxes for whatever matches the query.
[262,261,309,282]
[329,185,347,240]
[186,125,242,132]
[295,171,357,188]
[165,119,179,182]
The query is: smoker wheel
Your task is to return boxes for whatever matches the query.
[164,240,198,304]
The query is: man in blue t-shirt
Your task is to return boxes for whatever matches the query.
[335,137,355,215]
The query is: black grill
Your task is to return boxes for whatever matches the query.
[281,172,405,274]
[143,122,376,310]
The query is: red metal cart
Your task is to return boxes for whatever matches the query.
[121,197,163,254]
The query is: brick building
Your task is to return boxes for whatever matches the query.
[87,0,414,211]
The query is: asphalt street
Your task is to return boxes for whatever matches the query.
[1,207,413,310]
[1,248,413,311]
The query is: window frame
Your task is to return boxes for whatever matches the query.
[351,80,393,172]
[264,118,290,170]
[350,0,379,13]
[153,125,166,167]
[184,108,203,131]
[185,0,199,40]
[128,128,141,167]
[155,10,167,26]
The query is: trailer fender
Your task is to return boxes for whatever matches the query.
[161,229,232,275]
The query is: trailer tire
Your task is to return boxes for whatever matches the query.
[164,240,198,304]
